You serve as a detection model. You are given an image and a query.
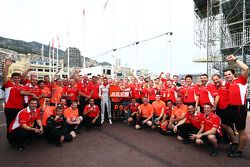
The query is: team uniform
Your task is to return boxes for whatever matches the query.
[83,104,101,127]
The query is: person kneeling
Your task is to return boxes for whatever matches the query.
[83,99,101,130]
[64,101,83,134]
[190,103,222,157]
[45,105,76,147]
[8,98,43,150]
[138,97,154,129]
[125,98,140,129]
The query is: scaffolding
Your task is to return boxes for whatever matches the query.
[193,0,250,76]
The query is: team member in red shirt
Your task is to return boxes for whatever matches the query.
[62,78,79,105]
[124,97,141,129]
[179,75,198,106]
[129,77,142,104]
[83,99,101,129]
[223,54,249,158]
[212,74,235,144]
[8,98,43,150]
[147,81,156,103]
[173,104,204,144]
[2,59,34,143]
[44,75,51,88]
[191,103,222,157]
[78,75,92,113]
[90,76,101,109]
[195,74,219,112]
[160,80,177,103]
[38,80,51,108]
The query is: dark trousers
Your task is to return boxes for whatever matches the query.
[4,108,21,141]
[79,96,89,116]
[9,128,36,146]
[83,116,101,127]
[44,127,72,144]
[94,99,101,111]
[177,123,199,140]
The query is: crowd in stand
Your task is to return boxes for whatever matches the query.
[1,54,249,158]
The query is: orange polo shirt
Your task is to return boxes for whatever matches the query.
[171,104,188,118]
[152,100,166,116]
[64,107,79,120]
[139,103,154,118]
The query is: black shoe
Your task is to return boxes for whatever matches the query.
[209,147,218,157]
[228,149,243,158]
[74,129,81,134]
[54,142,62,147]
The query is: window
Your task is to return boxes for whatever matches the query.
[45,62,49,65]
[45,69,49,72]
[103,69,106,74]
[107,69,111,75]
[38,69,43,72]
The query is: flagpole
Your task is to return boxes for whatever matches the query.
[52,41,55,76]
[48,42,51,81]
[56,47,59,72]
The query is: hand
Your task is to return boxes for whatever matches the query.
[39,127,43,135]
[34,128,40,134]
[189,134,196,140]
[142,120,147,124]
[196,133,203,139]
[91,119,96,124]
[32,94,37,99]
[5,59,13,66]
[226,54,236,61]
[173,126,177,133]
[55,116,60,120]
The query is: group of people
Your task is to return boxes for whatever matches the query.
[1,54,249,158]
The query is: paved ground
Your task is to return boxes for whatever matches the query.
[0,109,249,167]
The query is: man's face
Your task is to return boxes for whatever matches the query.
[69,79,75,86]
[173,76,178,82]
[142,98,148,105]
[203,104,212,115]
[131,98,136,104]
[60,99,67,106]
[31,78,38,86]
[12,76,21,84]
[103,78,108,84]
[166,101,173,108]
[71,103,78,110]
[56,108,63,116]
[175,98,183,107]
[224,70,234,82]
[212,75,221,86]
[185,77,192,85]
[29,100,38,110]
[155,95,161,101]
[200,76,208,85]
[188,105,195,115]
[38,82,45,89]
[89,99,94,105]
[44,76,50,82]
[167,80,172,87]
[180,79,185,86]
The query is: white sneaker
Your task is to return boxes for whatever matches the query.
[109,119,112,125]
[101,119,104,124]
[135,125,141,130]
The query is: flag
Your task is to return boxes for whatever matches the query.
[57,35,60,48]
[52,38,55,49]
[103,0,109,11]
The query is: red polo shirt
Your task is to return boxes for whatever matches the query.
[196,83,218,107]
[203,112,222,136]
[228,75,248,105]
[160,87,177,103]
[179,84,198,103]
[90,82,100,99]
[214,82,230,109]
[63,85,78,101]
[124,102,140,113]
[4,80,24,109]
[23,84,43,103]
[9,107,41,133]
[84,104,100,118]
[130,83,142,99]
[185,112,205,129]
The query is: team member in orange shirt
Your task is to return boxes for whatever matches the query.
[41,98,55,127]
[152,94,166,127]
[62,78,79,105]
[83,99,101,129]
[138,97,154,129]
[168,97,188,130]
[51,78,64,105]
[64,101,83,134]
[38,80,51,108]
